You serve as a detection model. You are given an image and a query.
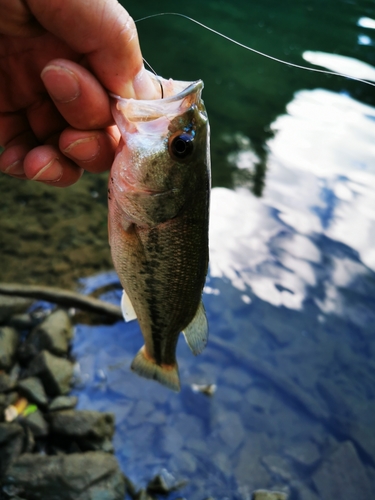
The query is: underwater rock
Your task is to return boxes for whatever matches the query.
[135,489,154,500]
[17,377,48,407]
[284,441,321,468]
[261,455,293,482]
[147,469,186,494]
[2,451,125,499]
[252,490,288,500]
[21,309,73,358]
[26,350,73,396]
[0,326,19,371]
[48,395,78,412]
[0,295,33,324]
[312,440,372,499]
[48,409,115,451]
[0,422,24,478]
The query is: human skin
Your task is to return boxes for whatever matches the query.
[0,0,159,187]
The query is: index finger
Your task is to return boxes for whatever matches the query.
[26,0,159,99]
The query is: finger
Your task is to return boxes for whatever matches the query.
[23,144,83,187]
[40,59,112,131]
[59,126,120,174]
[0,0,44,37]
[0,143,30,179]
[26,0,159,99]
[27,96,68,142]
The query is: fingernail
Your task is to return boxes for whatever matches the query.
[132,67,161,99]
[5,160,24,176]
[31,158,63,182]
[63,136,100,161]
[41,65,80,103]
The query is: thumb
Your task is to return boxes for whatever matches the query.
[25,0,158,99]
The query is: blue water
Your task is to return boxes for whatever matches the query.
[5,0,373,498]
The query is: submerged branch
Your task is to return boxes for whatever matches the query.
[0,283,122,320]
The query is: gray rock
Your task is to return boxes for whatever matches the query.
[27,350,73,396]
[0,422,24,477]
[252,490,288,500]
[17,377,48,407]
[0,295,33,324]
[284,441,321,468]
[21,409,49,438]
[147,469,186,494]
[261,455,293,482]
[8,312,37,330]
[22,309,73,358]
[0,326,19,371]
[313,440,372,499]
[2,451,125,499]
[0,372,15,392]
[48,409,114,451]
[135,489,154,500]
[48,395,78,411]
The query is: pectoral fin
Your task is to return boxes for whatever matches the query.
[121,289,137,322]
[131,346,180,392]
[182,301,208,355]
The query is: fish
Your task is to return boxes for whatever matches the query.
[108,73,211,391]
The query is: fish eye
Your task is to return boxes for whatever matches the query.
[169,133,194,160]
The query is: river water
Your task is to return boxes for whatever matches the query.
[1,0,375,498]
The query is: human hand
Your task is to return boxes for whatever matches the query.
[0,0,159,187]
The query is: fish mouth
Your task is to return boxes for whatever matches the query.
[110,76,204,121]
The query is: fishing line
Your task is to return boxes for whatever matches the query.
[142,57,164,98]
[135,12,375,88]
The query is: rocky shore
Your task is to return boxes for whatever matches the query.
[0,293,287,500]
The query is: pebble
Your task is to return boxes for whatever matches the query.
[48,395,78,412]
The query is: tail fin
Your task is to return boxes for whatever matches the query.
[131,346,180,392]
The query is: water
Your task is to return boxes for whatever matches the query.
[73,2,375,495]
[2,0,375,498]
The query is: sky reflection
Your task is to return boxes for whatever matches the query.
[209,88,375,312]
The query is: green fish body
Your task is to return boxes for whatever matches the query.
[108,75,210,391]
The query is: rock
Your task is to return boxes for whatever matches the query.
[252,490,288,500]
[48,410,114,451]
[48,395,78,412]
[135,489,154,500]
[8,312,37,330]
[0,327,19,371]
[312,440,372,499]
[0,422,24,477]
[2,451,125,499]
[17,377,48,407]
[26,350,73,396]
[147,469,186,494]
[21,309,73,358]
[0,295,33,324]
[0,372,15,393]
[21,409,49,438]
[284,441,321,468]
[261,455,293,482]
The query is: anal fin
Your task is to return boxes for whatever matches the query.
[182,300,208,355]
[131,346,180,392]
[121,289,137,322]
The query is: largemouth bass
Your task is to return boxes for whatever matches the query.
[108,74,210,391]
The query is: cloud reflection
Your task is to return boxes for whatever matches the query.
[302,51,375,82]
[209,89,375,312]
